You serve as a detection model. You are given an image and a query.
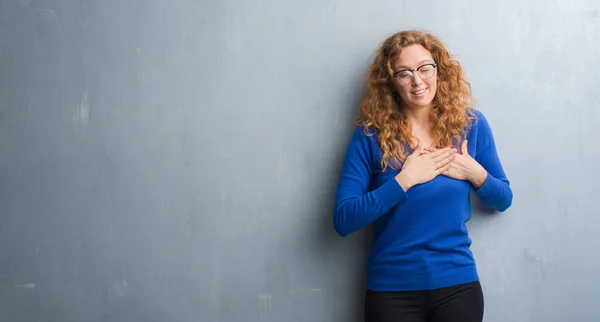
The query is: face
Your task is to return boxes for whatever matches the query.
[391,44,437,110]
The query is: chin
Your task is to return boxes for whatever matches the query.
[408,98,434,109]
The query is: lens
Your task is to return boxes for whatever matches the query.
[419,65,434,80]
[397,72,413,85]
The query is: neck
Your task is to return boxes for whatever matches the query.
[404,105,432,129]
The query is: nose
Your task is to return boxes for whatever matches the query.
[411,72,423,86]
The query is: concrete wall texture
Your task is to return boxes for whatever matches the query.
[1,0,599,321]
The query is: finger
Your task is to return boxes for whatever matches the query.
[461,140,469,155]
[433,149,457,163]
[408,147,422,158]
[409,141,423,157]
[427,145,455,151]
[434,153,455,169]
[428,147,452,158]
[435,162,452,175]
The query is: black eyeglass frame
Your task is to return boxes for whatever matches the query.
[392,63,438,83]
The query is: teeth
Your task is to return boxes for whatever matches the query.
[413,88,426,95]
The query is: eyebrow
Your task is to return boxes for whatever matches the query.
[394,60,434,71]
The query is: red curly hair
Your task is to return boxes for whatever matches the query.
[356,30,477,171]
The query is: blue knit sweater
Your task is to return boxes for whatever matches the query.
[332,110,512,291]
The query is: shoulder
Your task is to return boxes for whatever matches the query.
[465,109,499,155]
[468,109,493,136]
[473,109,489,125]
[349,125,378,144]
[345,125,381,162]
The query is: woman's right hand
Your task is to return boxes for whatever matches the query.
[395,145,457,191]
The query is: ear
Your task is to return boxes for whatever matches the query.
[461,140,469,155]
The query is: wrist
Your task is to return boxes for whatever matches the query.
[469,166,488,189]
[395,172,415,191]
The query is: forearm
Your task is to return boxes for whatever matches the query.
[333,178,408,237]
[473,172,513,212]
[469,110,513,212]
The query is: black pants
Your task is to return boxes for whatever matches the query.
[364,281,484,322]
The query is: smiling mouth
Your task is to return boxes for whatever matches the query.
[412,88,427,95]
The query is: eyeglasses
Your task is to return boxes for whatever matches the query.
[393,63,437,85]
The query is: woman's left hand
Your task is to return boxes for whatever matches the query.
[425,140,488,189]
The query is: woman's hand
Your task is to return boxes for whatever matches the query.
[425,140,488,189]
[395,144,457,191]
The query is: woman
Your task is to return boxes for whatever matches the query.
[332,30,513,322]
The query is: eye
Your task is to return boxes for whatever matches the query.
[397,71,411,78]
[419,66,432,72]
